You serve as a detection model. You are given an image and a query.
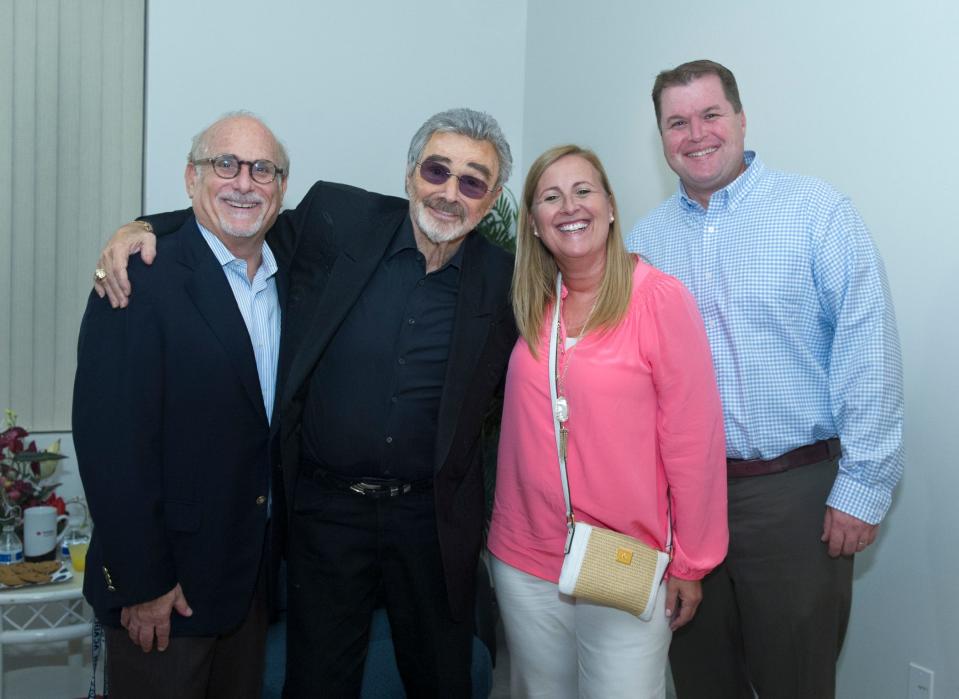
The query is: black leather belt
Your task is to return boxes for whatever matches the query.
[726,438,841,478]
[311,468,433,499]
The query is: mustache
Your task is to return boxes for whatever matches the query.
[219,192,265,206]
[424,196,466,220]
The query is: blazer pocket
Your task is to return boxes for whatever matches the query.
[164,500,200,532]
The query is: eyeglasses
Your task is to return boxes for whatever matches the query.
[416,160,493,200]
[192,154,284,184]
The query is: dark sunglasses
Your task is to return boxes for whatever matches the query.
[417,160,493,200]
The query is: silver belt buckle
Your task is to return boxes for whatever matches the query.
[349,481,377,496]
[349,480,413,497]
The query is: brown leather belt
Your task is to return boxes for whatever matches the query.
[726,438,841,478]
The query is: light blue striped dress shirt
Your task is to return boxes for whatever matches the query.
[198,224,281,424]
[627,152,903,524]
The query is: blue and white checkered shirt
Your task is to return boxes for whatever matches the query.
[627,152,903,523]
[198,224,281,424]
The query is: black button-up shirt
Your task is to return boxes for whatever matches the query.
[301,217,462,480]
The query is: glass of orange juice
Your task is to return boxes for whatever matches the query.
[68,541,89,572]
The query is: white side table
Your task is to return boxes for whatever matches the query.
[0,573,92,698]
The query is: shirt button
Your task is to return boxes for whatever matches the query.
[256,495,267,505]
[705,225,716,233]
[391,396,398,403]
[386,436,393,444]
[398,357,406,365]
[408,318,415,325]
[417,280,425,287]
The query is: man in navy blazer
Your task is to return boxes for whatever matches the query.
[73,113,288,698]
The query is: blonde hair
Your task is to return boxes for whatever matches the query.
[512,145,633,356]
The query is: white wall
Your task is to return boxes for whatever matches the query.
[523,1,958,697]
[143,0,528,211]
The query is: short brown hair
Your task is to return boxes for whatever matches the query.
[652,60,742,130]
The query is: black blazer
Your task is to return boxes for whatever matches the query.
[273,181,516,621]
[73,218,283,634]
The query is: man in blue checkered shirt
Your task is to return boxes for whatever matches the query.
[627,60,903,698]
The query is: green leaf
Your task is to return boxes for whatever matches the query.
[11,451,67,464]
[476,187,518,253]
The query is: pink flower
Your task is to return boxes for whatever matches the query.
[0,427,27,454]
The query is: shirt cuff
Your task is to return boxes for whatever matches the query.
[826,473,892,525]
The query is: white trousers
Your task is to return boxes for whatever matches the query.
[491,555,672,699]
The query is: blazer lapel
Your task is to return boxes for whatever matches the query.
[179,221,268,425]
[433,233,495,470]
[281,208,406,410]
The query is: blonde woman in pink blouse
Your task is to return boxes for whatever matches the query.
[487,145,727,698]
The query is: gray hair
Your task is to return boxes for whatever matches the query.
[406,108,512,188]
[188,110,290,179]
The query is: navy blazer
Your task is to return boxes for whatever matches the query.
[73,218,282,634]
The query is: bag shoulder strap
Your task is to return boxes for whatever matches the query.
[548,272,576,554]
[547,271,673,556]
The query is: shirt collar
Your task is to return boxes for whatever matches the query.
[197,221,278,278]
[678,150,764,213]
[387,216,465,271]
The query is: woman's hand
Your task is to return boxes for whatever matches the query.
[665,576,702,630]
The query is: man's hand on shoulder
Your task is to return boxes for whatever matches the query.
[119,583,193,652]
[821,506,879,558]
[93,220,158,309]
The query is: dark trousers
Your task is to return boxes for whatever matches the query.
[284,480,474,699]
[104,571,269,699]
[669,457,853,699]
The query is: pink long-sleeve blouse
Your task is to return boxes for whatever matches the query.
[488,260,728,582]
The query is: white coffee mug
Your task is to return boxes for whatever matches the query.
[23,505,68,559]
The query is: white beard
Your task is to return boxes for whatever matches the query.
[217,210,266,239]
[409,193,476,244]
[216,194,268,239]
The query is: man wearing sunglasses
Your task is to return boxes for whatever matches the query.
[74,113,287,697]
[92,108,516,697]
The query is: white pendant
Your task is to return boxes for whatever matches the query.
[555,396,569,422]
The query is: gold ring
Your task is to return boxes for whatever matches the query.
[94,268,107,283]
